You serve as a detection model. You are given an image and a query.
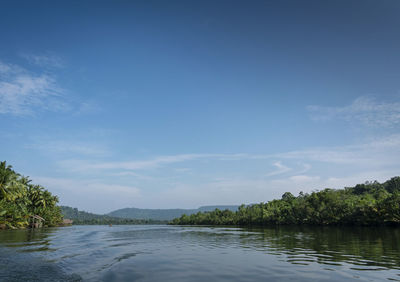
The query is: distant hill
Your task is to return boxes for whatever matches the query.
[60,206,166,224]
[107,205,239,221]
[61,206,106,221]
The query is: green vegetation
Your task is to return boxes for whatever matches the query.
[61,206,167,225]
[170,177,400,226]
[0,161,62,229]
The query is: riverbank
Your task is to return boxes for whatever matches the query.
[170,177,400,226]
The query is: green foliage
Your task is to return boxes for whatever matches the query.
[170,177,400,226]
[0,161,63,229]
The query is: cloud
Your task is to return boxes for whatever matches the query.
[75,101,102,115]
[58,154,251,172]
[265,161,291,177]
[58,133,400,175]
[20,53,65,68]
[33,176,141,213]
[0,60,66,115]
[297,163,311,174]
[30,134,400,211]
[137,166,400,209]
[111,171,155,181]
[0,61,24,74]
[147,178,273,209]
[277,134,400,166]
[63,154,208,171]
[47,134,400,210]
[308,96,400,127]
[289,175,320,183]
[27,140,110,156]
[174,168,192,173]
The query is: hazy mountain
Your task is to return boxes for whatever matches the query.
[61,206,107,221]
[107,205,239,221]
[60,206,166,224]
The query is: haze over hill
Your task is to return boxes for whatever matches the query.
[107,206,239,221]
[61,205,239,221]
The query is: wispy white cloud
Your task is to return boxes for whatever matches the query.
[47,134,400,210]
[58,154,251,172]
[0,60,66,115]
[27,140,110,156]
[297,163,311,174]
[20,53,65,68]
[66,154,208,171]
[111,171,155,181]
[0,61,24,74]
[277,134,400,166]
[75,101,102,115]
[33,176,141,213]
[58,134,400,174]
[265,161,291,177]
[145,167,400,209]
[26,133,400,211]
[174,168,192,173]
[289,175,320,183]
[308,96,400,127]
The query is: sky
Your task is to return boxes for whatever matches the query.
[1,0,400,214]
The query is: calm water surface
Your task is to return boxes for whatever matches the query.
[0,225,399,281]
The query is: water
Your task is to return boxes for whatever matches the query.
[0,225,399,281]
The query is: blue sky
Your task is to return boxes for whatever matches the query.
[1,0,400,213]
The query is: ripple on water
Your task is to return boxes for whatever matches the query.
[1,225,400,281]
[0,247,81,282]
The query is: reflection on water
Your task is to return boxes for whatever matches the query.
[252,226,400,271]
[0,225,399,281]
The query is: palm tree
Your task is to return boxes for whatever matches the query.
[0,161,23,201]
[1,161,63,229]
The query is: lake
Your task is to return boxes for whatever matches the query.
[0,225,399,281]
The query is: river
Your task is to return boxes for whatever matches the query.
[0,225,399,281]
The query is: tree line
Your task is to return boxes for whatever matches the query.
[0,161,62,229]
[170,177,400,226]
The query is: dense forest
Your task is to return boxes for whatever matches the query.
[170,177,400,226]
[61,206,167,225]
[0,161,62,229]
